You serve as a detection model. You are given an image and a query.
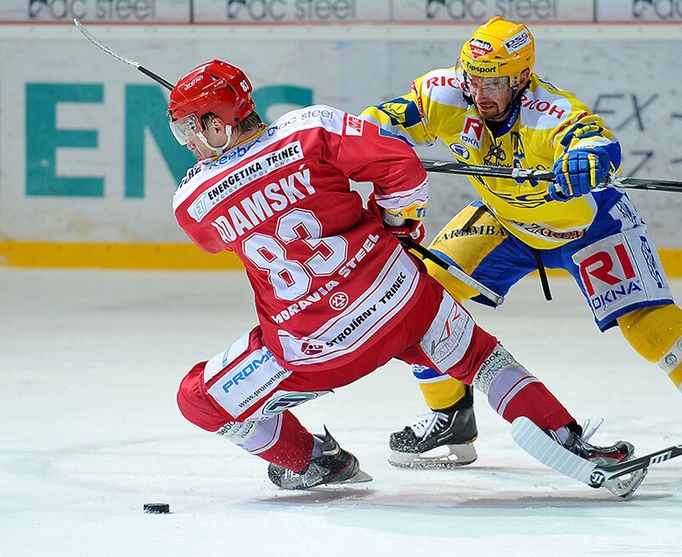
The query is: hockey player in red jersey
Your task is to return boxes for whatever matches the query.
[170,59,644,495]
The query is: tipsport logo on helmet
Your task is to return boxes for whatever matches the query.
[461,58,499,76]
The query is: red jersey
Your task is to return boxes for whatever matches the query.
[173,105,429,372]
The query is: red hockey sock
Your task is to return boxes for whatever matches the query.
[254,411,315,472]
[487,366,574,431]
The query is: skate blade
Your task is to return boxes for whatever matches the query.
[603,467,648,499]
[334,469,373,485]
[388,443,478,469]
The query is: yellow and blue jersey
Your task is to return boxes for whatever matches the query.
[362,68,622,250]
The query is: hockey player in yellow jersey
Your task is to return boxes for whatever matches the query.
[362,16,682,469]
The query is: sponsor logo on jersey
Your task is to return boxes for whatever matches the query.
[208,167,315,242]
[272,280,340,324]
[449,142,470,160]
[639,235,665,288]
[189,141,305,222]
[326,302,379,346]
[222,349,275,393]
[329,292,349,310]
[380,101,410,123]
[469,38,493,59]
[423,74,461,90]
[504,30,531,54]
[520,94,568,121]
[577,241,645,313]
[261,391,330,416]
[301,342,325,356]
[512,221,586,241]
[344,114,364,136]
[461,116,484,149]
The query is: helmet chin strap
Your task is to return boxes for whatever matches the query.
[197,125,233,155]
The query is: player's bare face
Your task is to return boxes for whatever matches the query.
[466,75,514,121]
[188,123,229,159]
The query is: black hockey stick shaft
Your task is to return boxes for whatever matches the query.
[421,159,682,194]
[138,66,174,91]
[399,236,504,306]
[596,444,682,482]
[74,18,174,91]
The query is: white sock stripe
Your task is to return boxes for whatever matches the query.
[244,414,284,455]
[495,375,540,417]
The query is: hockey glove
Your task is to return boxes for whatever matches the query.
[367,194,425,243]
[549,147,610,202]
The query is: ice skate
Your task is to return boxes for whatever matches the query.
[388,388,478,468]
[268,428,372,490]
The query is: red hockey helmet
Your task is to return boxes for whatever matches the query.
[168,59,255,145]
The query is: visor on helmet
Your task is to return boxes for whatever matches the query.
[168,113,203,145]
[464,73,511,95]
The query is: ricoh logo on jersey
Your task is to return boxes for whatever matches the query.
[28,0,156,21]
[423,75,461,90]
[225,0,357,21]
[520,94,568,120]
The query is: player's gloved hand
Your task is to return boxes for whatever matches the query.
[367,194,426,243]
[549,147,610,202]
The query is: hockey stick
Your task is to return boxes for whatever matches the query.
[399,236,504,306]
[73,18,174,91]
[422,159,682,194]
[512,417,681,496]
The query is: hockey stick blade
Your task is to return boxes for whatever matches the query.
[422,159,682,193]
[512,417,681,497]
[595,443,682,481]
[512,417,597,486]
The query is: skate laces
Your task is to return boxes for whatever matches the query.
[410,410,450,439]
[580,417,604,443]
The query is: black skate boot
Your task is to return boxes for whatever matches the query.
[553,423,648,498]
[389,387,478,468]
[268,427,372,490]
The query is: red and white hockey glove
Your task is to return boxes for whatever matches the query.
[367,194,426,244]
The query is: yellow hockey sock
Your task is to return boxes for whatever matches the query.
[618,304,682,391]
[418,376,469,410]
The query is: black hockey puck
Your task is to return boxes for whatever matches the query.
[143,503,170,514]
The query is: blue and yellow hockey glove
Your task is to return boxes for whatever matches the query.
[549,147,610,202]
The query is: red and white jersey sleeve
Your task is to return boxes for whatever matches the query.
[173,105,429,372]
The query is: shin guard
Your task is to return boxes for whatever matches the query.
[473,345,574,431]
[217,411,314,473]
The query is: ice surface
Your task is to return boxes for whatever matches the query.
[1,269,680,556]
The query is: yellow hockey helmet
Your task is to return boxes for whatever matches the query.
[459,16,535,88]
